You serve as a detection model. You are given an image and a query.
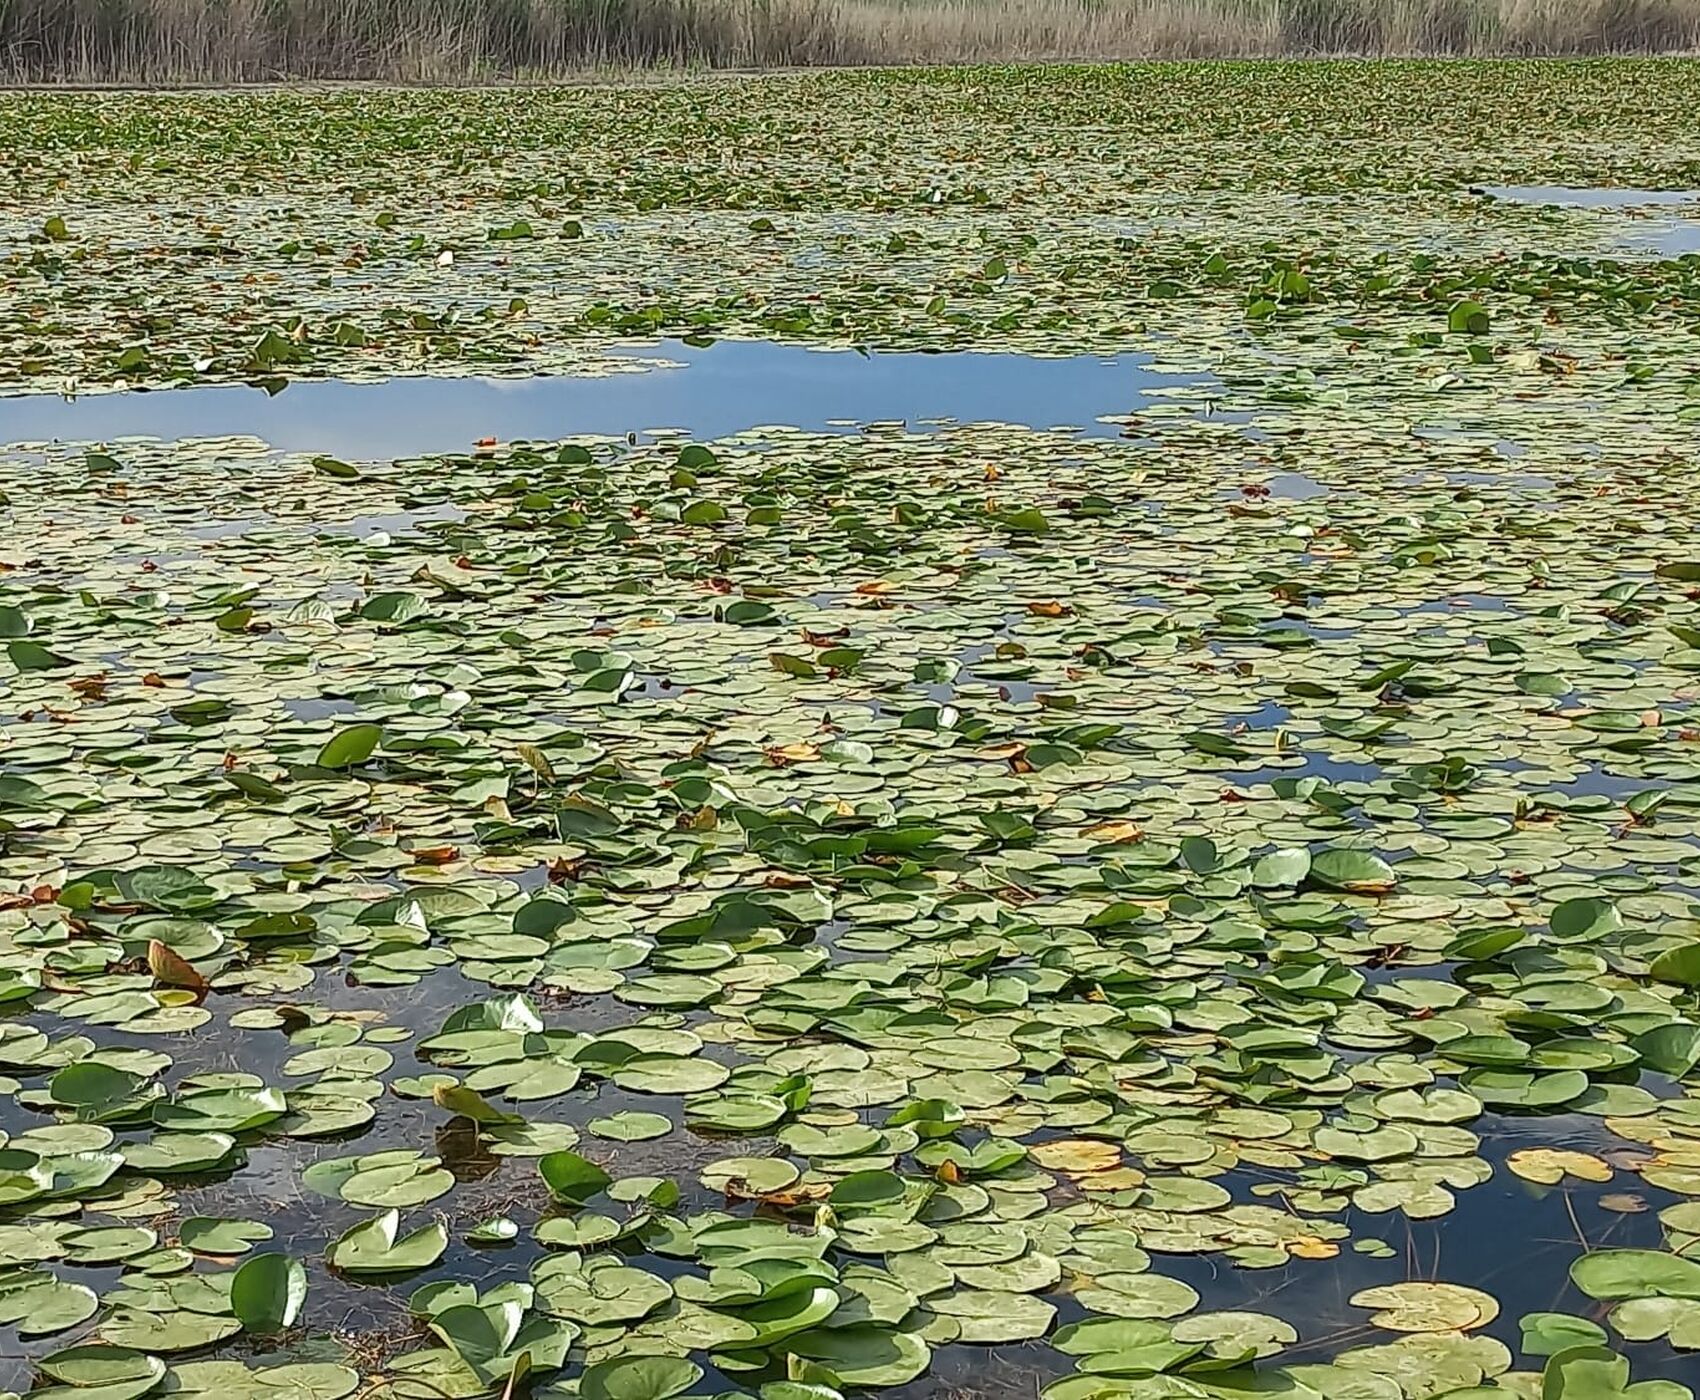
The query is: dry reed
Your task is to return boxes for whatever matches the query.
[1,0,1696,82]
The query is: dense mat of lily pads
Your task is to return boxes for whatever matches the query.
[4,56,1700,1400]
[3,62,1700,398]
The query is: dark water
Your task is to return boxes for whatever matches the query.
[0,341,1217,454]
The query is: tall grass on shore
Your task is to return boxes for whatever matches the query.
[2,0,1696,81]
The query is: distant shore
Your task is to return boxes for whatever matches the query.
[3,0,1697,85]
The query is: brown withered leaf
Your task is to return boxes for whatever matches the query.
[516,742,557,785]
[1598,1193,1649,1214]
[147,939,208,993]
[724,1178,833,1208]
[1084,820,1144,844]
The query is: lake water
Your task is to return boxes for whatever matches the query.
[0,341,1220,454]
[1473,184,1700,257]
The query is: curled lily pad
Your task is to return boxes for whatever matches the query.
[467,1217,520,1245]
[230,1253,307,1334]
[538,1150,612,1203]
[316,725,382,769]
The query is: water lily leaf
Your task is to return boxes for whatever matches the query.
[1550,897,1621,942]
[8,638,72,671]
[737,1285,841,1346]
[329,1211,448,1274]
[586,1111,672,1142]
[1571,1250,1700,1301]
[1030,1138,1121,1174]
[97,1310,240,1352]
[1633,1024,1700,1078]
[29,1371,168,1400]
[1519,1312,1608,1356]
[1609,1295,1700,1348]
[316,725,382,769]
[1074,1273,1200,1320]
[0,1275,98,1337]
[1650,944,1700,988]
[930,1289,1056,1342]
[180,1217,273,1255]
[62,1226,156,1266]
[432,1082,522,1124]
[467,1217,519,1245]
[829,1170,907,1209]
[1052,1318,1176,1356]
[230,1253,307,1334]
[786,1327,931,1387]
[533,1259,671,1325]
[38,1346,165,1392]
[121,1133,237,1174]
[310,1151,455,1208]
[1350,1282,1499,1332]
[1538,1345,1687,1400]
[1172,1310,1297,1359]
[577,1356,702,1400]
[428,1301,523,1378]
[1309,848,1397,893]
[611,1055,730,1094]
[1507,1149,1612,1186]
[49,1062,153,1122]
[1252,847,1312,888]
[153,1087,287,1133]
[146,940,207,992]
[538,1150,611,1203]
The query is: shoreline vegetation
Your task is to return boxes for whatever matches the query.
[2,0,1698,83]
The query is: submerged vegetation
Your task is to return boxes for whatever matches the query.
[3,58,1700,1400]
[0,0,1699,80]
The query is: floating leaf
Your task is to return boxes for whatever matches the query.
[538,1151,612,1203]
[231,1253,307,1334]
[316,725,382,769]
[1309,847,1397,893]
[180,1217,273,1255]
[1349,1282,1499,1333]
[1507,1148,1612,1185]
[577,1356,702,1400]
[329,1211,448,1274]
